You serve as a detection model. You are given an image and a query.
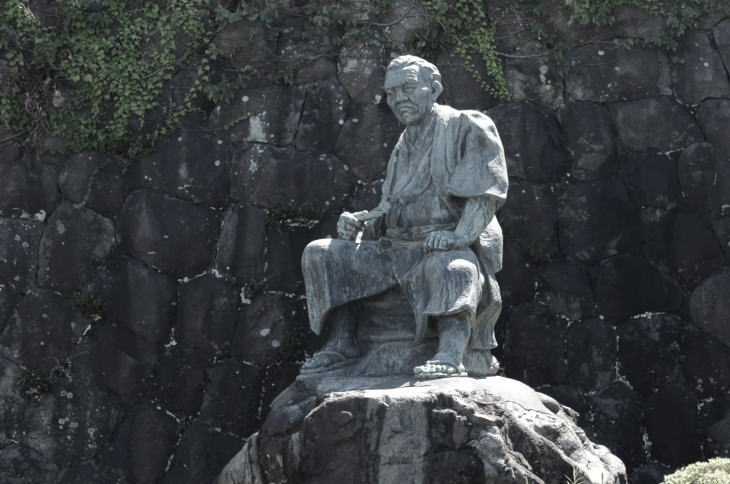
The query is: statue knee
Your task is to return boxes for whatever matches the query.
[302,239,332,267]
[446,258,479,281]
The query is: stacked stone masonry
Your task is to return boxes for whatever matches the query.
[0,2,729,483]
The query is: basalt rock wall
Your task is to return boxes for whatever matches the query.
[1,2,730,483]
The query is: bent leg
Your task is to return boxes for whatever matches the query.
[414,312,471,379]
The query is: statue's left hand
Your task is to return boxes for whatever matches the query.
[424,231,467,251]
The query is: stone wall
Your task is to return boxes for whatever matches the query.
[0,2,729,483]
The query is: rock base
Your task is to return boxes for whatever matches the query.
[216,376,626,484]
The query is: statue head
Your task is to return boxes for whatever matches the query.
[384,55,443,127]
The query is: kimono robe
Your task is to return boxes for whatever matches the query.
[302,103,508,351]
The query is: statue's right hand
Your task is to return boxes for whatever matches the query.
[337,211,364,240]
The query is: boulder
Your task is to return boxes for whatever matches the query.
[214,205,267,284]
[335,103,402,182]
[495,243,537,305]
[37,202,115,293]
[337,32,387,104]
[498,180,557,253]
[230,144,355,213]
[689,267,730,346]
[617,313,686,395]
[620,153,680,209]
[0,217,43,290]
[487,103,569,182]
[684,327,730,397]
[502,302,567,387]
[558,102,618,181]
[714,18,730,73]
[162,424,243,484]
[435,51,499,111]
[295,80,349,153]
[557,179,642,263]
[645,384,701,466]
[99,258,177,345]
[0,444,59,483]
[669,211,724,283]
[591,255,682,322]
[0,161,59,218]
[277,18,338,84]
[100,404,179,483]
[59,152,125,215]
[0,127,21,163]
[613,6,668,39]
[151,346,213,415]
[212,19,276,72]
[672,29,730,105]
[707,415,730,457]
[207,82,305,146]
[176,274,239,356]
[118,190,221,278]
[566,44,670,102]
[565,318,617,391]
[609,97,703,153]
[216,376,626,484]
[378,0,436,48]
[537,260,596,321]
[127,133,230,206]
[696,99,730,163]
[678,142,730,219]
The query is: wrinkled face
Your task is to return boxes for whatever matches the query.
[384,65,436,126]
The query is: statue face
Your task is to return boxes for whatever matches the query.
[384,65,436,126]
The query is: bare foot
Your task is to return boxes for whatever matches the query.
[300,350,359,374]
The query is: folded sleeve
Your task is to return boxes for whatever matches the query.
[446,111,508,208]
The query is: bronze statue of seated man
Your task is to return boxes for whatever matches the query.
[300,55,508,380]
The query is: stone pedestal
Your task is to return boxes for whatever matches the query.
[216,376,626,484]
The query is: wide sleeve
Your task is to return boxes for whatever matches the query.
[446,111,508,209]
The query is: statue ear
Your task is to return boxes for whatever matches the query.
[430,80,443,101]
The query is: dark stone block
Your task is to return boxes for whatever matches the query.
[59,152,125,215]
[436,51,499,111]
[127,133,231,206]
[495,243,537,305]
[557,179,641,263]
[295,80,349,153]
[0,289,86,373]
[609,97,703,153]
[672,29,730,105]
[620,153,680,209]
[37,202,115,293]
[15,347,121,466]
[487,103,569,182]
[558,102,618,181]
[498,181,557,252]
[504,54,564,110]
[0,160,59,218]
[101,404,179,483]
[161,423,243,484]
[684,328,730,397]
[337,33,387,104]
[207,82,305,146]
[591,255,682,322]
[118,190,221,278]
[629,463,671,484]
[264,225,311,291]
[335,103,402,182]
[177,274,239,356]
[696,99,730,163]
[213,19,276,71]
[0,359,26,446]
[0,443,59,483]
[198,359,261,437]
[101,258,176,345]
[645,384,701,466]
[536,384,586,414]
[707,415,730,457]
[231,145,355,214]
[152,346,212,415]
[613,6,668,39]
[277,19,338,84]
[618,314,686,395]
[348,180,382,213]
[670,211,724,284]
[0,127,21,163]
[678,142,730,219]
[711,217,730,251]
[0,217,42,290]
[566,318,617,390]
[91,325,157,405]
[582,381,644,470]
[502,302,567,387]
[214,205,267,284]
[715,18,730,74]
[566,44,669,102]
[56,462,125,484]
[537,260,596,320]
[689,267,730,347]
[0,286,19,333]
[232,293,301,367]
